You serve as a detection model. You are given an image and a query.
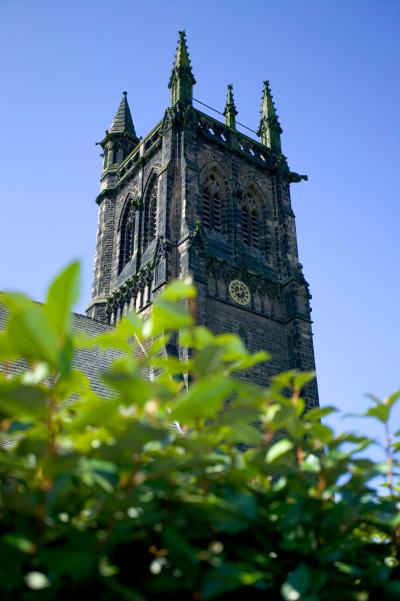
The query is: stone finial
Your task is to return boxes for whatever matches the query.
[168,31,196,106]
[223,83,238,129]
[257,80,282,151]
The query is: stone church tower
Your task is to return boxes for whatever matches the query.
[87,32,318,408]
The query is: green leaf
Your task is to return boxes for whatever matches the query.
[179,326,215,349]
[304,406,337,421]
[93,314,143,352]
[0,381,48,419]
[383,581,400,600]
[65,394,120,432]
[101,421,168,458]
[229,350,270,372]
[203,562,263,599]
[281,582,300,601]
[193,345,225,377]
[159,277,196,301]
[293,371,316,390]
[101,359,153,405]
[1,291,33,313]
[150,298,193,333]
[2,534,35,554]
[77,458,118,492]
[363,404,390,423]
[3,302,58,365]
[282,565,311,599]
[105,578,147,601]
[162,526,198,579]
[202,563,243,599]
[41,546,97,580]
[385,390,400,408]
[265,439,294,463]
[170,376,236,422]
[307,422,334,444]
[215,333,247,361]
[44,261,80,339]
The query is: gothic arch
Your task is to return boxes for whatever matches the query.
[143,169,159,197]
[199,165,230,234]
[117,193,134,230]
[118,196,135,274]
[241,185,262,249]
[200,162,232,193]
[241,180,273,213]
[142,173,158,251]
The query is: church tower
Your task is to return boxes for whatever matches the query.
[87,32,318,408]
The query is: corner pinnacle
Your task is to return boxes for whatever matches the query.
[169,31,196,106]
[223,83,238,129]
[257,80,282,151]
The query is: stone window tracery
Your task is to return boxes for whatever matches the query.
[202,172,222,232]
[143,176,157,250]
[118,201,134,274]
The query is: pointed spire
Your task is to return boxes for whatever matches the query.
[257,80,282,152]
[99,92,139,171]
[168,31,196,106]
[109,91,138,142]
[223,84,238,129]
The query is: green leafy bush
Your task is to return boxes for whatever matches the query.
[0,263,399,600]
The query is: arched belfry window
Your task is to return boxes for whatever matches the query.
[118,200,134,274]
[202,172,222,232]
[143,176,157,250]
[242,189,260,249]
[113,143,122,165]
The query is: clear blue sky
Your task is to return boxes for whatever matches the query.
[0,0,399,440]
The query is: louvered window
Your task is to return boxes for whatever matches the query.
[242,206,250,245]
[242,190,261,249]
[202,173,222,232]
[251,211,259,247]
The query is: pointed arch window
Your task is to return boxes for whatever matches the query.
[202,172,222,232]
[143,176,157,250]
[113,143,123,164]
[118,201,134,274]
[242,189,260,249]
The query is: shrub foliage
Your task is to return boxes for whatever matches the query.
[0,263,399,600]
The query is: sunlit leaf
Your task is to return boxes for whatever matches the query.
[159,278,196,301]
[266,439,294,463]
[3,302,58,365]
[44,261,80,339]
[170,376,236,422]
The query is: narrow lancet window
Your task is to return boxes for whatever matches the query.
[242,189,261,249]
[118,202,134,274]
[202,173,222,232]
[143,177,157,250]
